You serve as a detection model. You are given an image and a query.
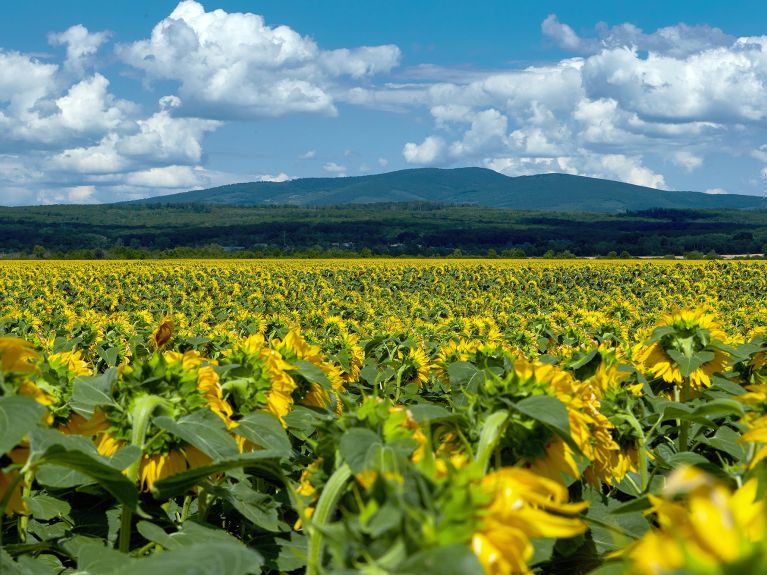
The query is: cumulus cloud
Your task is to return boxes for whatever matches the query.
[542,15,583,51]
[117,0,400,118]
[257,172,291,182]
[299,149,316,160]
[672,151,703,171]
[48,25,110,75]
[381,15,767,190]
[542,14,733,57]
[403,136,445,164]
[323,162,347,177]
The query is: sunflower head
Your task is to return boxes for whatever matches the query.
[635,308,729,390]
[0,336,39,374]
[151,315,175,350]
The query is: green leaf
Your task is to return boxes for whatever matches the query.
[339,428,381,474]
[711,375,745,396]
[70,370,117,419]
[447,362,483,389]
[398,544,484,574]
[690,398,744,420]
[275,533,308,572]
[0,396,46,454]
[407,404,455,424]
[114,541,262,575]
[151,450,284,499]
[29,428,139,510]
[137,521,244,550]
[666,350,714,377]
[233,412,291,456]
[24,494,71,521]
[208,481,284,532]
[292,360,331,390]
[702,426,745,461]
[514,395,578,452]
[77,543,134,574]
[154,409,240,460]
[137,521,181,550]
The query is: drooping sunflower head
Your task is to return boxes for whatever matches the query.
[150,315,175,350]
[0,336,39,375]
[625,465,764,574]
[634,308,730,390]
[470,467,587,575]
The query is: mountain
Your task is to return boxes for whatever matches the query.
[133,167,766,213]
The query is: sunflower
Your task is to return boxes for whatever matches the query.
[634,308,729,392]
[625,466,764,574]
[138,450,188,491]
[48,349,93,378]
[151,315,175,350]
[471,467,587,575]
[0,447,29,516]
[0,336,38,373]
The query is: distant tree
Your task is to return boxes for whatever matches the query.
[619,250,632,259]
[501,247,526,258]
[542,250,556,259]
[32,245,45,259]
[606,251,618,259]
[486,248,498,258]
[684,250,705,260]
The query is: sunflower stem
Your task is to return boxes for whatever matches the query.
[119,394,167,553]
[475,411,510,473]
[17,469,33,543]
[307,463,352,575]
[676,380,690,452]
[119,506,132,553]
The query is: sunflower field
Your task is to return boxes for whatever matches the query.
[2,259,767,575]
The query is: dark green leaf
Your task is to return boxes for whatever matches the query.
[77,544,134,575]
[0,396,46,454]
[666,350,714,378]
[114,542,262,575]
[70,370,117,419]
[234,412,291,456]
[514,395,578,452]
[154,409,239,460]
[292,360,331,389]
[29,428,139,509]
[407,404,455,424]
[447,362,483,389]
[151,450,284,499]
[24,494,71,521]
[339,428,381,474]
[399,544,484,575]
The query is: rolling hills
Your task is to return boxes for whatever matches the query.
[134,168,766,213]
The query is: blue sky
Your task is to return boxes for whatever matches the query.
[3,1,767,204]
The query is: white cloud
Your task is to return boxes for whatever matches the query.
[705,187,727,194]
[403,136,445,164]
[672,151,703,171]
[542,15,733,57]
[257,172,291,182]
[117,0,400,118]
[485,152,667,189]
[299,149,316,160]
[541,15,582,51]
[48,25,110,75]
[123,165,204,188]
[595,154,667,188]
[323,162,347,177]
[378,158,389,168]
